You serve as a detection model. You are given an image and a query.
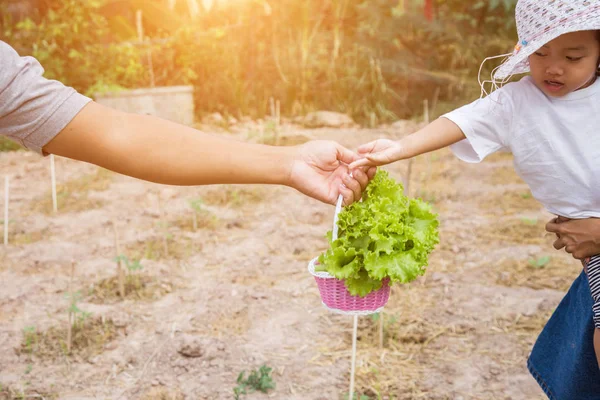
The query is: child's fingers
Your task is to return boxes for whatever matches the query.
[357,141,378,155]
[348,158,372,169]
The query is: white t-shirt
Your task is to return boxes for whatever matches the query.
[443,76,600,219]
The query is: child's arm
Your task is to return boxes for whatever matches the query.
[349,117,466,168]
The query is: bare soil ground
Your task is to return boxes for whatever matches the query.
[0,124,580,399]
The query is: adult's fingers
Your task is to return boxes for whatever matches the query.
[351,168,369,193]
[342,174,362,203]
[339,185,355,206]
[367,167,377,179]
[336,143,360,165]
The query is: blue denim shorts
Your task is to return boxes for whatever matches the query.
[528,270,600,399]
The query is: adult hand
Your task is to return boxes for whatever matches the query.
[348,138,404,169]
[287,140,377,206]
[546,216,600,260]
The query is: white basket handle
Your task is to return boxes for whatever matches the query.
[332,194,344,241]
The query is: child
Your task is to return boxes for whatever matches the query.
[351,0,600,398]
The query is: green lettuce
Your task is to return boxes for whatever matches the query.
[316,170,439,296]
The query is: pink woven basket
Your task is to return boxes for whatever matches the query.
[308,257,390,315]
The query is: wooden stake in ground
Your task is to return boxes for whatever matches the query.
[349,314,358,400]
[50,154,57,213]
[3,176,9,246]
[423,99,432,188]
[112,222,125,298]
[67,261,75,355]
[413,99,431,199]
[378,312,384,349]
[157,194,169,257]
[275,99,281,145]
[136,10,155,88]
[192,209,198,232]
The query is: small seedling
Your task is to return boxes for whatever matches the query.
[341,393,371,400]
[189,198,204,231]
[65,263,91,355]
[114,255,143,292]
[233,364,275,399]
[66,292,92,329]
[22,326,36,353]
[520,192,533,199]
[529,256,551,269]
[521,217,538,226]
[114,255,143,273]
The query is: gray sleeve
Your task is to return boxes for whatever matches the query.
[0,40,92,155]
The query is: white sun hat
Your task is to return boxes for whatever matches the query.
[493,0,600,80]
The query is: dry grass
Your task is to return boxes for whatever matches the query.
[125,236,199,261]
[489,257,580,292]
[0,387,58,400]
[139,387,184,400]
[488,166,525,186]
[475,217,551,245]
[18,317,117,361]
[171,213,220,232]
[201,185,269,208]
[10,228,50,245]
[87,275,175,303]
[191,309,251,338]
[30,168,113,215]
[478,190,539,215]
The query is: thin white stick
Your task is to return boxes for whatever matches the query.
[3,176,8,246]
[67,261,75,354]
[349,314,358,400]
[50,155,57,213]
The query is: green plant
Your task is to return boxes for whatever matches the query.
[66,291,92,330]
[22,326,37,354]
[114,255,143,273]
[521,217,539,226]
[1,0,517,124]
[529,256,551,269]
[0,137,22,152]
[317,170,439,296]
[233,365,276,399]
[189,198,204,231]
[114,255,143,290]
[1,0,145,97]
[341,393,372,400]
[520,192,533,199]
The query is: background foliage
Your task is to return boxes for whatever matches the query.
[0,0,518,124]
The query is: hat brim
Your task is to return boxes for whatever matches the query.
[494,14,600,80]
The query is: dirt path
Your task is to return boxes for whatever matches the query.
[0,126,580,399]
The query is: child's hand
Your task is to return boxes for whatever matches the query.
[349,139,404,169]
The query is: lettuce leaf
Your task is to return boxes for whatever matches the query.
[318,170,439,296]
